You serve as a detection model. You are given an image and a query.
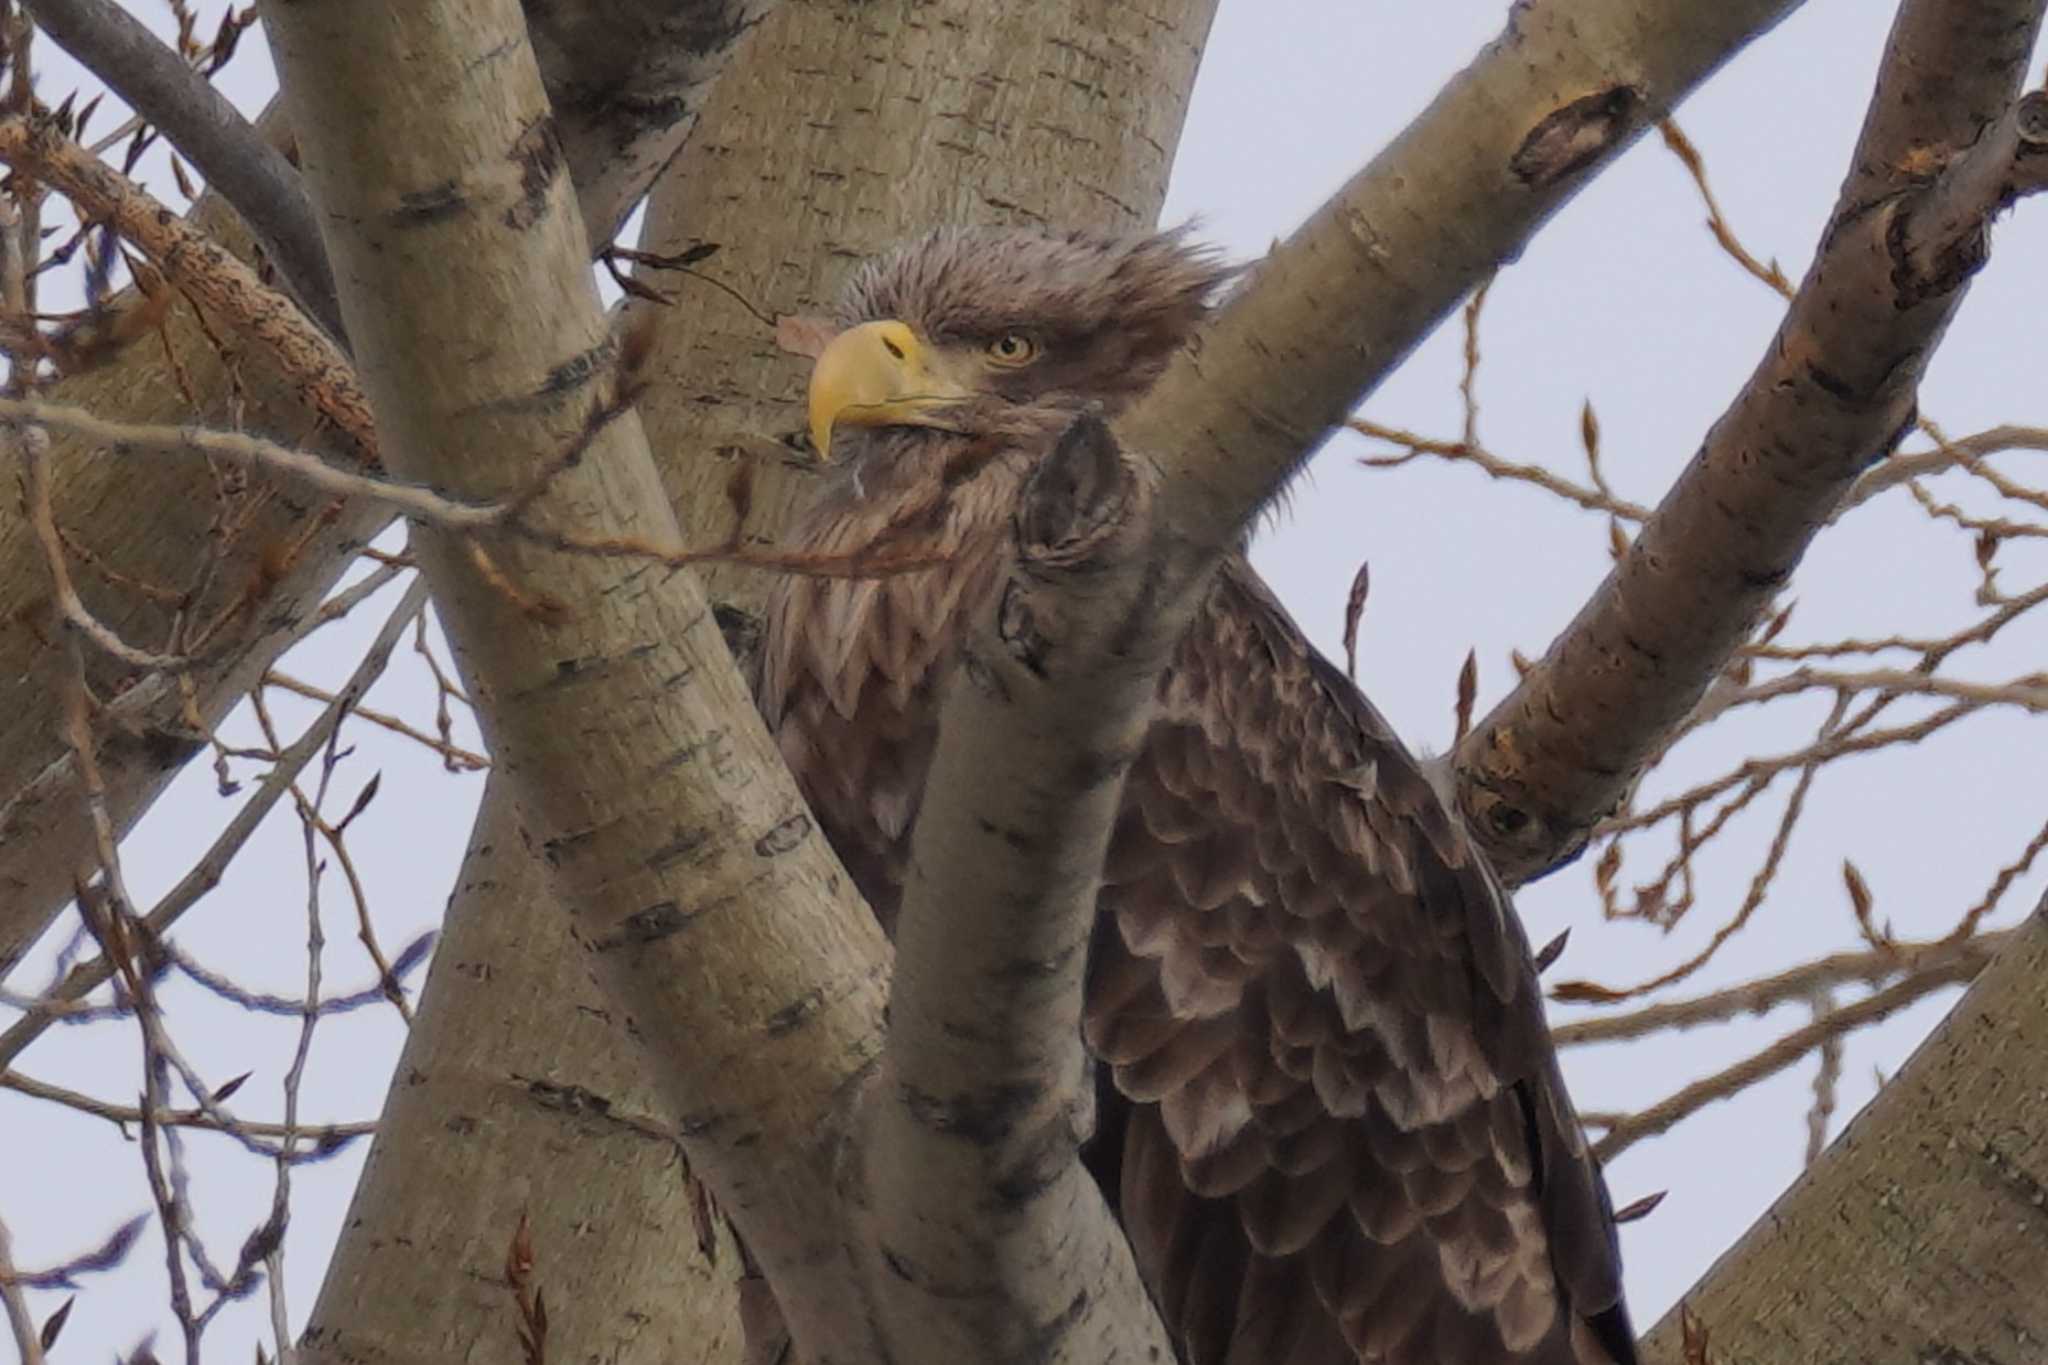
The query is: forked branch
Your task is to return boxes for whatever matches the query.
[1455,0,2048,885]
[876,0,1809,1354]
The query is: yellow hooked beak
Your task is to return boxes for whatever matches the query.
[806,319,974,460]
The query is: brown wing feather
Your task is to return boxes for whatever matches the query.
[1087,557,1632,1365]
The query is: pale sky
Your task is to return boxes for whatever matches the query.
[5,3,2046,1361]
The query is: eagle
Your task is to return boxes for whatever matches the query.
[759,226,1636,1365]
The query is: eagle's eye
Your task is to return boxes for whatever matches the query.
[985,333,1038,367]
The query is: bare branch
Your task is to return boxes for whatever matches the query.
[522,0,778,246]
[1804,995,1843,1165]
[262,670,488,770]
[1591,961,1974,1161]
[1657,118,1794,297]
[0,1068,374,1149]
[1841,421,2048,510]
[0,114,374,458]
[19,421,195,672]
[22,0,339,336]
[1550,930,2005,1046]
[865,414,1174,1362]
[297,780,743,1365]
[302,0,1225,1355]
[1119,0,1808,554]
[1703,665,2048,717]
[1352,418,1654,522]
[0,1212,44,1365]
[0,0,777,983]
[858,0,1808,1346]
[1896,89,2048,289]
[1456,1,2048,884]
[5,396,454,520]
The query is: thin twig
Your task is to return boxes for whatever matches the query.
[1458,274,1491,449]
[21,415,199,669]
[263,669,488,769]
[1841,422,2048,511]
[0,577,431,1072]
[1,1069,374,1150]
[6,395,469,522]
[1351,418,1653,521]
[1599,701,1976,840]
[1704,665,2048,717]
[1550,930,2005,1045]
[1591,966,1970,1160]
[159,929,433,1019]
[1804,990,1844,1164]
[1657,118,1794,297]
[1947,814,2048,943]
[2,397,960,585]
[0,1209,45,1365]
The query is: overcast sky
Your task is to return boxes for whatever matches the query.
[5,3,2046,1361]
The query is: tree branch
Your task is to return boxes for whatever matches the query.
[1455,0,2048,884]
[22,0,340,337]
[521,0,775,247]
[1587,960,1978,1161]
[1,1067,375,1145]
[864,415,1176,1362]
[1898,90,2048,286]
[1549,929,2007,1047]
[0,114,373,456]
[1117,0,1807,554]
[0,575,428,1074]
[264,0,892,1356]
[25,0,776,338]
[0,1212,45,1365]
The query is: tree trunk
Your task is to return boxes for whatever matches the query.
[296,1,1219,1360]
[302,781,744,1365]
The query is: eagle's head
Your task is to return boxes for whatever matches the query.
[807,226,1229,459]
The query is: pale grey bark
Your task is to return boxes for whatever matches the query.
[863,417,1180,1364]
[265,0,893,1353]
[1455,0,2048,886]
[13,1,2047,1360]
[301,781,745,1365]
[524,0,778,247]
[1119,0,1807,553]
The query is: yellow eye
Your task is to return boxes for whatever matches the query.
[986,333,1038,366]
